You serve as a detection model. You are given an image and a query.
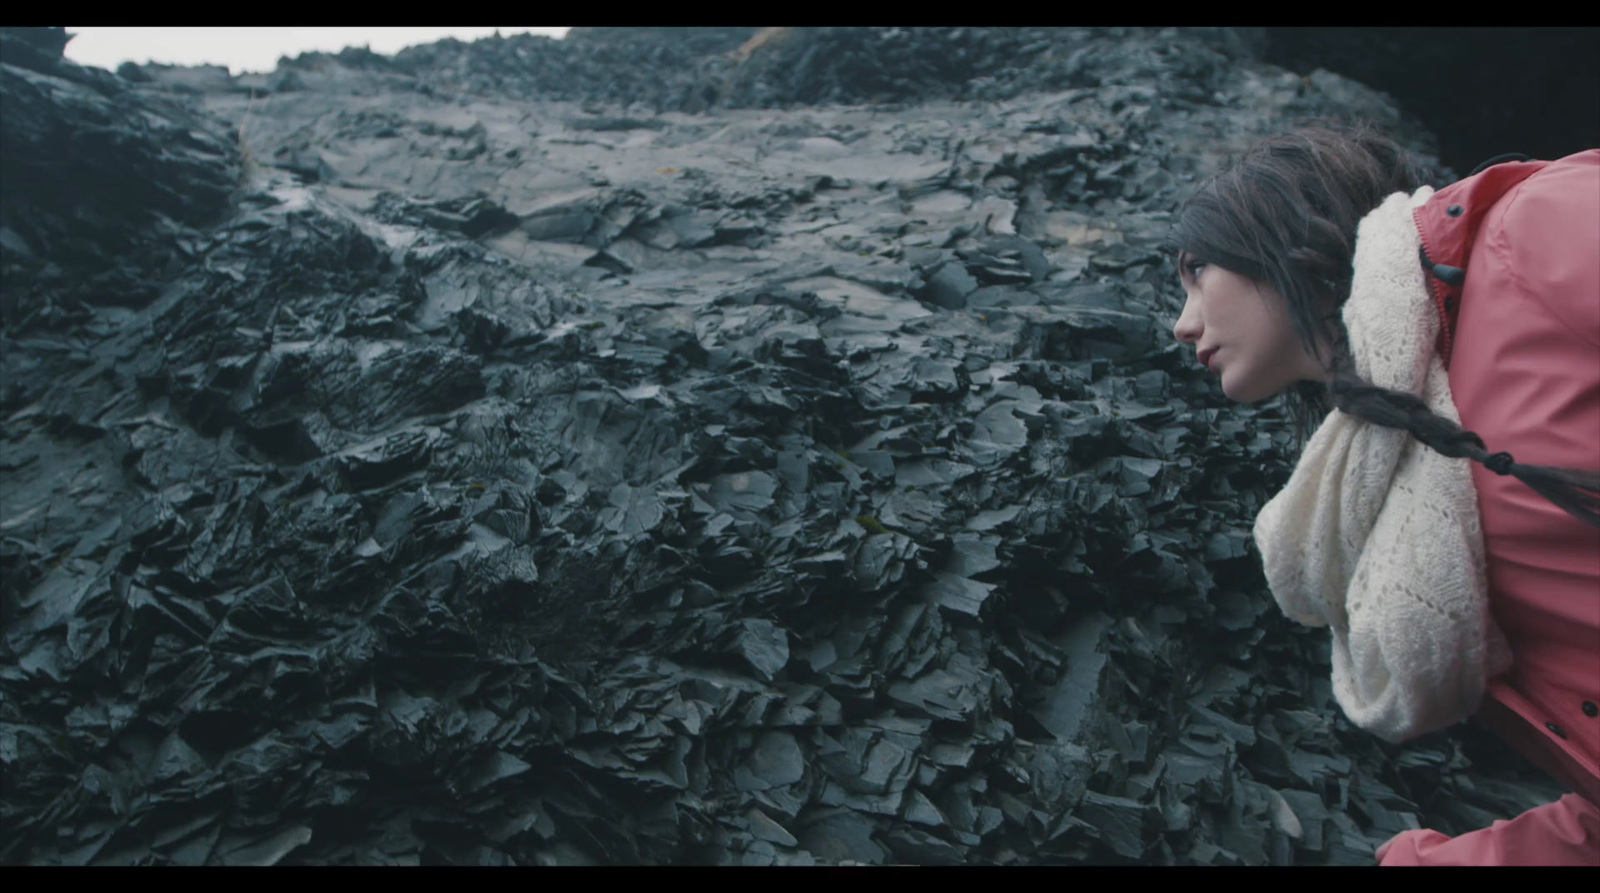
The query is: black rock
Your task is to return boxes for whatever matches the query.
[0,24,1562,868]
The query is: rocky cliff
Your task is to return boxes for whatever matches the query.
[0,27,1565,866]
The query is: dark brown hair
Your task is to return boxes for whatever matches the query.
[1171,121,1600,528]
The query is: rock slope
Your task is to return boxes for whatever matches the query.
[0,27,1561,865]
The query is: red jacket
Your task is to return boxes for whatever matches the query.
[1414,149,1600,804]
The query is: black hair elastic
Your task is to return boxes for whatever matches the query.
[1484,452,1516,476]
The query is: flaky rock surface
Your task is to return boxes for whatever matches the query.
[0,27,1562,866]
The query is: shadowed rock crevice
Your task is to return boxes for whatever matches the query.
[1255,26,1598,178]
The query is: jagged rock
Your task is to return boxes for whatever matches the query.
[0,25,1565,867]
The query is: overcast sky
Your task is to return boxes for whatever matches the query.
[61,28,572,75]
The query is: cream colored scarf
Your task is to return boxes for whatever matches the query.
[1253,186,1512,744]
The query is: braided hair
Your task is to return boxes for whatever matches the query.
[1171,121,1600,529]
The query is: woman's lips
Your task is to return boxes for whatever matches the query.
[1198,348,1217,371]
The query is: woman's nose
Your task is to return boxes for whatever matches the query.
[1173,293,1202,345]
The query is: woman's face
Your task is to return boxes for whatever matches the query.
[1172,254,1328,403]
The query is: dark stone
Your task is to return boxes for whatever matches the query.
[0,24,1557,869]
[1256,27,1598,178]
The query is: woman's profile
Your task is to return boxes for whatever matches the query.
[1169,123,1599,865]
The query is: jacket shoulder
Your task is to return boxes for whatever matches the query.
[1480,151,1600,349]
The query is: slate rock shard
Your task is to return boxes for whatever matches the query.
[0,25,1554,866]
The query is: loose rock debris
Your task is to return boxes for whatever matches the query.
[0,27,1565,865]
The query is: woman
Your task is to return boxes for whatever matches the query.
[1169,123,1599,865]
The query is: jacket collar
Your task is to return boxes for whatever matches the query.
[1412,159,1551,367]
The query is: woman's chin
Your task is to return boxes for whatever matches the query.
[1226,383,1294,406]
[1219,371,1269,404]
[1218,373,1246,403]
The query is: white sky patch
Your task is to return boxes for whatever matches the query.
[61,27,571,76]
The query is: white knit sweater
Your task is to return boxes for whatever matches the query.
[1253,186,1512,744]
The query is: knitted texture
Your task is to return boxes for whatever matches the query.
[1253,187,1513,744]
